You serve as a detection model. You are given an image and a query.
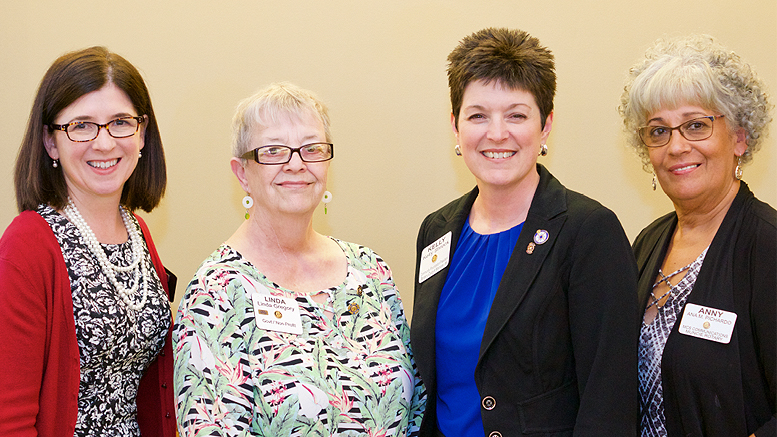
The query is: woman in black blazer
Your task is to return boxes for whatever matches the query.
[410,27,639,437]
[620,35,776,437]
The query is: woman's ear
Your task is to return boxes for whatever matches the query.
[230,157,251,193]
[43,126,60,160]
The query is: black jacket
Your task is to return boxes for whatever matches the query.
[411,165,639,436]
[633,182,776,437]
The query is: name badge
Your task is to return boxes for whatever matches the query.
[678,303,737,344]
[418,231,452,283]
[251,293,303,335]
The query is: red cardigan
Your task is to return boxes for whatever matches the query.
[0,210,176,437]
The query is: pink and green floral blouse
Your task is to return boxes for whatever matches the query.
[173,240,425,436]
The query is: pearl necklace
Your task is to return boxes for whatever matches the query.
[63,198,149,311]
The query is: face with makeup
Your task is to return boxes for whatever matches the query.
[43,82,145,207]
[453,79,552,193]
[645,104,747,211]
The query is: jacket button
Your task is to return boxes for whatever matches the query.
[165,412,171,418]
[488,432,502,437]
[162,383,167,388]
[482,396,496,410]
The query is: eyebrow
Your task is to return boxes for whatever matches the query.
[263,135,325,144]
[63,113,136,123]
[463,103,532,112]
[647,112,708,124]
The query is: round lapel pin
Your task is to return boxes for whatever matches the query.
[533,229,549,245]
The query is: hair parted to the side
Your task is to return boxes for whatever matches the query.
[447,27,556,129]
[620,34,772,171]
[231,82,332,158]
[14,46,166,212]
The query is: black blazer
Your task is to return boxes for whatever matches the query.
[411,165,639,437]
[633,182,776,437]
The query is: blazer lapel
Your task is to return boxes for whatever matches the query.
[412,188,477,393]
[479,165,567,359]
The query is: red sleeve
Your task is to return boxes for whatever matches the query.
[0,212,73,436]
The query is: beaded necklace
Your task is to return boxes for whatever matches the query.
[63,198,149,311]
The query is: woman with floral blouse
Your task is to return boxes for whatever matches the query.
[173,82,425,437]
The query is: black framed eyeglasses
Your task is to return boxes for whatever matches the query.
[49,116,145,142]
[241,143,334,165]
[638,115,724,148]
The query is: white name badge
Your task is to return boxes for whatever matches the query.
[251,293,303,335]
[678,303,737,344]
[419,231,452,284]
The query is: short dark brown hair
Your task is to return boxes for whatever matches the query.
[448,27,556,129]
[14,46,166,212]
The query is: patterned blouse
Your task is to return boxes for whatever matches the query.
[173,240,425,437]
[639,248,708,437]
[39,205,171,437]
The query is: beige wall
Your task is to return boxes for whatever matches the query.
[1,1,775,320]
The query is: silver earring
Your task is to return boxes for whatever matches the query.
[539,144,548,156]
[454,145,462,156]
[242,195,254,220]
[322,191,332,214]
[652,173,657,191]
[52,159,59,168]
[735,156,743,180]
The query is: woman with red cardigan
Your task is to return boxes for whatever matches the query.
[0,47,176,437]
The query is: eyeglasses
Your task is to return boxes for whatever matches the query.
[49,116,145,142]
[638,115,724,148]
[241,143,334,165]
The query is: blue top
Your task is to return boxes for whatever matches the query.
[435,218,524,437]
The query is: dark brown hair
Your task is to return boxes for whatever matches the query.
[14,46,166,212]
[447,27,556,129]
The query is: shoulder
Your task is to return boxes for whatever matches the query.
[333,238,390,270]
[0,210,58,257]
[743,192,776,231]
[421,189,476,229]
[633,211,675,254]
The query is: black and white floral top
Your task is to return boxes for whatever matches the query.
[39,205,171,437]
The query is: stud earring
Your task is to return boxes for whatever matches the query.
[242,195,254,220]
[735,156,743,180]
[52,159,59,168]
[652,173,657,191]
[138,151,142,158]
[322,191,332,214]
[539,143,548,156]
[454,145,462,156]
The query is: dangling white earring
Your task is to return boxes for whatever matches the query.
[138,151,142,159]
[242,195,254,220]
[735,156,743,180]
[454,145,462,156]
[539,143,548,156]
[322,191,332,214]
[52,159,59,168]
[652,173,657,191]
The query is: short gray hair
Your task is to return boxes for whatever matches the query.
[231,82,332,158]
[619,34,772,171]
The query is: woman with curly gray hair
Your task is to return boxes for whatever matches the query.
[620,34,775,437]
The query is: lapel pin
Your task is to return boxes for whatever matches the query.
[526,242,536,254]
[533,229,549,245]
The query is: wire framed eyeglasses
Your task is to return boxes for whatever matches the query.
[638,115,724,148]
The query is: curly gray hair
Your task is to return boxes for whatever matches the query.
[619,34,771,171]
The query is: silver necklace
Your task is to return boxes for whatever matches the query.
[63,198,149,311]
